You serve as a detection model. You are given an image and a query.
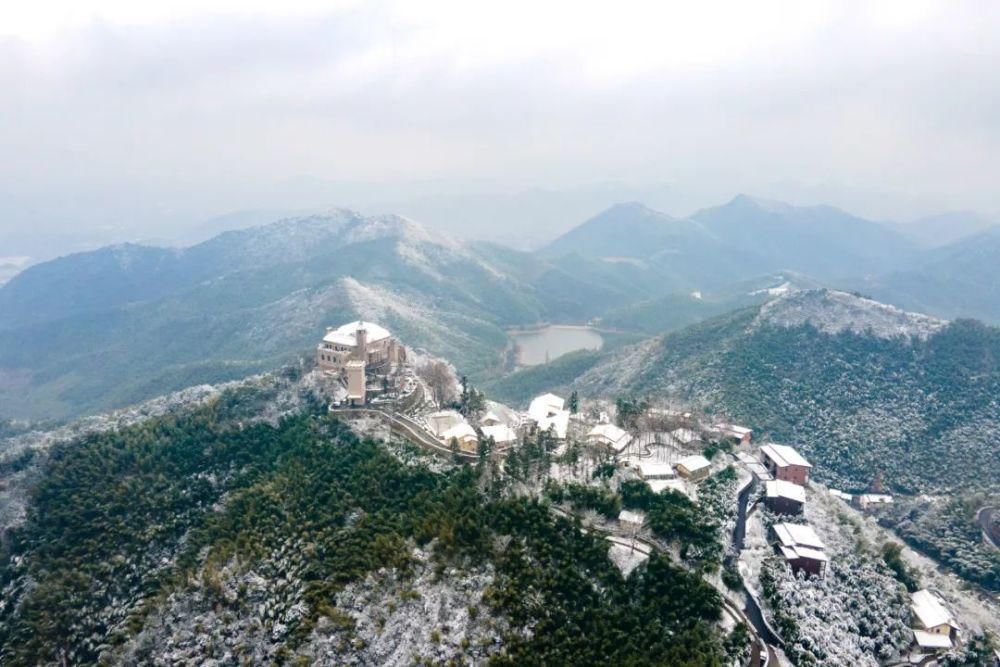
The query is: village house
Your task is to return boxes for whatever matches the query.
[618,509,646,532]
[713,423,753,445]
[527,393,570,439]
[588,423,632,453]
[772,522,829,577]
[764,479,806,515]
[635,461,675,480]
[481,423,518,447]
[853,493,893,512]
[760,443,812,486]
[442,422,479,453]
[911,589,959,651]
[675,454,711,481]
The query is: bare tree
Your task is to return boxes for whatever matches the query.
[417,360,456,408]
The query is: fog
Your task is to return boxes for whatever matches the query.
[2,0,999,258]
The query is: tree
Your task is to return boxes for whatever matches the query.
[418,361,456,408]
[568,391,579,414]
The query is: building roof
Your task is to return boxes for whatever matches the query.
[588,423,631,451]
[442,422,478,443]
[765,479,806,504]
[427,410,465,437]
[529,393,565,420]
[714,423,752,438]
[857,494,893,505]
[636,461,675,479]
[537,410,570,439]
[618,509,646,526]
[779,545,830,563]
[773,522,825,550]
[481,411,505,426]
[481,424,518,445]
[323,320,393,347]
[676,454,711,473]
[648,479,687,495]
[911,590,957,631]
[912,629,952,650]
[760,443,812,468]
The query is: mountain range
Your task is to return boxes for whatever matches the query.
[1,195,999,421]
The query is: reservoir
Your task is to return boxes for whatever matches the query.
[509,325,604,366]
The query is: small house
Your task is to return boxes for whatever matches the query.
[714,423,753,445]
[481,423,518,446]
[588,423,632,453]
[911,589,959,650]
[618,509,646,532]
[853,494,893,512]
[442,422,479,453]
[675,454,711,481]
[427,410,465,438]
[760,444,812,486]
[635,461,675,480]
[772,522,828,577]
[764,479,806,515]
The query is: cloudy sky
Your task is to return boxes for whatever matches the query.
[1,1,998,256]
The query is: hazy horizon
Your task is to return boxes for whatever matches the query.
[3,1,1000,259]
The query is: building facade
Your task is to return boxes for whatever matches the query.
[317,320,406,373]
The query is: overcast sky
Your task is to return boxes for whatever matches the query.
[2,1,999,256]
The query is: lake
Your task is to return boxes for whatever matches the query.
[509,325,604,366]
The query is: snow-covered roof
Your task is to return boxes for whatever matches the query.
[912,629,952,650]
[636,461,675,479]
[529,393,565,420]
[779,545,829,563]
[618,509,645,526]
[911,590,957,631]
[588,423,631,451]
[322,320,392,347]
[537,410,570,440]
[442,422,478,443]
[760,443,812,468]
[714,423,752,438]
[481,424,518,445]
[676,454,711,473]
[648,479,687,495]
[857,494,893,505]
[773,523,825,550]
[427,410,465,437]
[481,411,505,426]
[765,479,806,504]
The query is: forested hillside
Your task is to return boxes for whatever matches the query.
[0,383,736,666]
[575,290,1000,495]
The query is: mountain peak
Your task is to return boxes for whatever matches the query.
[754,288,947,340]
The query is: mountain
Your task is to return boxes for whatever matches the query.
[893,210,997,248]
[690,195,918,280]
[573,289,1000,495]
[862,227,1000,324]
[538,197,918,296]
[0,371,735,666]
[0,212,545,420]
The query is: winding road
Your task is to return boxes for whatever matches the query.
[978,506,1000,551]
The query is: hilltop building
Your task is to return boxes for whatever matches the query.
[760,444,812,486]
[317,320,407,405]
[713,423,753,445]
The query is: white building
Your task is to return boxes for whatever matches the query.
[427,410,466,438]
[441,422,479,453]
[317,320,405,372]
[588,423,632,453]
[528,393,570,439]
[635,461,675,480]
[481,423,518,446]
[675,454,711,480]
[911,589,959,650]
